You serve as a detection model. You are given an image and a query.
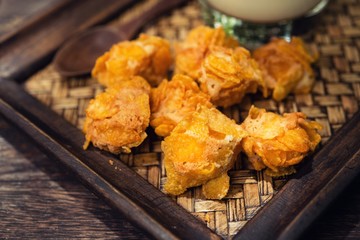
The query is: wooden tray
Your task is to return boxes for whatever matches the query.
[0,0,72,43]
[1,0,360,239]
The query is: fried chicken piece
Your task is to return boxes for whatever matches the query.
[83,76,151,154]
[199,46,267,107]
[253,37,317,101]
[150,74,212,137]
[174,25,239,79]
[241,106,322,176]
[92,34,172,87]
[162,107,247,199]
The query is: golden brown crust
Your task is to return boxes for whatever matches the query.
[253,37,317,101]
[92,34,172,87]
[150,74,212,137]
[174,26,239,80]
[85,26,322,198]
[83,76,151,154]
[240,106,322,176]
[199,46,267,107]
[162,106,247,198]
[202,173,230,199]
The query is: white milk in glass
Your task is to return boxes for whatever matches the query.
[199,0,327,48]
[206,0,323,23]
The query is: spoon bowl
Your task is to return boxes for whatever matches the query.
[54,27,123,77]
[53,0,187,77]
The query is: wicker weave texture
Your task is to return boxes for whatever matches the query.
[24,0,360,238]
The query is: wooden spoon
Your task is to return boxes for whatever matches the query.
[53,0,187,77]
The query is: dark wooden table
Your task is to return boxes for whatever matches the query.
[1,0,360,239]
[1,115,359,239]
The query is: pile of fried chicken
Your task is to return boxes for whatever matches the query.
[82,26,322,200]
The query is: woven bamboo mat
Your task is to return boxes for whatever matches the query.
[24,0,360,238]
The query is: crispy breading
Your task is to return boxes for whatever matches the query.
[253,37,317,101]
[92,34,172,87]
[199,46,267,107]
[240,106,322,176]
[174,25,239,79]
[150,74,212,137]
[202,173,230,200]
[83,76,151,154]
[162,107,247,199]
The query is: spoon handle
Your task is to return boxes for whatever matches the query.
[118,0,188,39]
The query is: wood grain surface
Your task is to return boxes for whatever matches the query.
[235,110,360,239]
[18,0,360,237]
[0,115,359,239]
[0,0,71,43]
[0,80,219,240]
[0,1,360,239]
[0,116,149,239]
[0,0,136,81]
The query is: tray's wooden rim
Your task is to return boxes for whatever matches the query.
[0,0,137,81]
[0,0,73,43]
[0,83,218,240]
[0,1,359,239]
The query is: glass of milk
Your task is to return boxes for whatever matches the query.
[199,0,329,49]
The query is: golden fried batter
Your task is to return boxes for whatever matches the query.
[174,25,239,79]
[83,76,151,154]
[253,37,317,101]
[202,172,230,200]
[92,34,172,87]
[199,46,267,107]
[150,74,212,137]
[241,106,322,176]
[162,107,247,199]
